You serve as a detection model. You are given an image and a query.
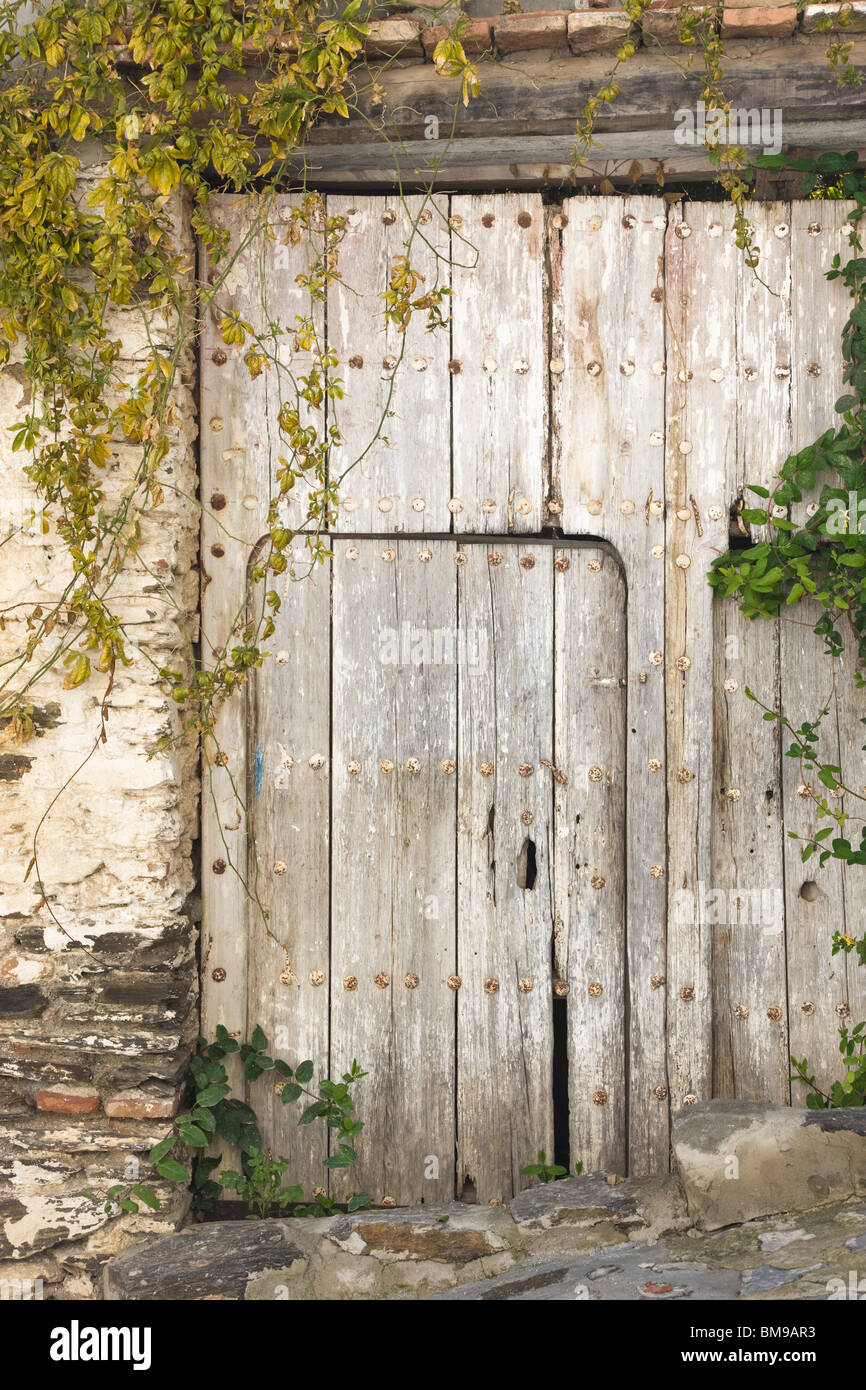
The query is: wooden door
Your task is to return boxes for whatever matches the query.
[244,537,625,1204]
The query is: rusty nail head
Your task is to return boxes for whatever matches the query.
[212,858,226,874]
[210,493,227,511]
[211,349,227,366]
[210,543,225,558]
[211,967,226,982]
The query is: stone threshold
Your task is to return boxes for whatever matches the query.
[102,1102,866,1301]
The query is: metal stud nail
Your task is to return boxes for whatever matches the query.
[549,357,566,376]
[554,555,570,572]
[801,1000,815,1015]
[588,765,604,782]
[212,859,227,875]
[836,1002,850,1019]
[649,651,664,666]
[553,980,570,998]
[488,551,502,565]
[480,762,494,777]
[676,507,690,521]
[654,1084,668,1101]
[483,356,498,373]
[273,861,287,875]
[441,758,456,774]
[521,810,533,825]
[650,430,664,446]
[591,874,605,890]
[448,975,462,990]
[449,213,463,231]
[675,554,691,570]
[648,758,662,773]
[454,550,467,566]
[275,651,289,664]
[413,357,428,372]
[344,976,358,992]
[588,558,603,573]
[677,769,692,783]
[346,545,359,561]
[484,978,499,995]
[675,655,690,671]
[734,1003,749,1019]
[406,758,421,774]
[593,1089,608,1105]
[374,972,390,989]
[621,213,636,230]
[310,970,325,987]
[678,440,692,455]
[419,549,432,563]
[680,985,695,1001]
[650,864,664,878]
[587,499,602,515]
[448,359,462,375]
[405,972,419,989]
[378,496,393,512]
[767,1005,782,1022]
[707,222,722,238]
[516,497,532,515]
[806,362,821,377]
[548,499,563,515]
[411,494,425,511]
[651,974,665,989]
[621,499,636,515]
[209,416,224,432]
[347,760,361,776]
[380,547,394,562]
[586,360,602,377]
[773,222,789,239]
[675,223,691,239]
[588,981,603,997]
[211,967,226,982]
[520,555,535,570]
[349,354,363,369]
[723,679,738,693]
[518,978,533,993]
[620,360,635,377]
[682,1093,698,1106]
[725,787,741,802]
[380,759,394,774]
[309,754,325,770]
[342,497,358,512]
[482,498,497,513]
[651,545,664,559]
[518,763,534,778]
[708,504,723,520]
[381,208,397,225]
[448,497,463,513]
[280,964,296,986]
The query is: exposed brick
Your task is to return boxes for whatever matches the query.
[721,4,796,34]
[493,11,570,53]
[103,1088,181,1119]
[567,10,636,53]
[422,19,493,59]
[365,18,424,58]
[35,1087,101,1115]
[801,0,866,24]
[642,3,719,42]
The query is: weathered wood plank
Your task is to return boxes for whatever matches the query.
[200,195,276,1172]
[664,202,740,1112]
[450,194,547,534]
[456,540,554,1201]
[330,538,457,1203]
[710,203,791,1104]
[327,194,452,534]
[246,553,331,1183]
[553,195,669,1172]
[785,200,860,1099]
[553,543,627,1173]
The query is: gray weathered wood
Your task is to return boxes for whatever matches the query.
[327,194,452,534]
[330,538,457,1203]
[552,195,669,1173]
[553,544,627,1173]
[451,194,547,534]
[456,540,554,1200]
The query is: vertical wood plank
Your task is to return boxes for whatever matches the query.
[451,194,548,535]
[553,196,669,1172]
[664,202,739,1112]
[200,196,272,1170]
[330,538,457,1203]
[246,554,331,1182]
[456,541,554,1201]
[785,200,859,1097]
[554,544,627,1173]
[327,195,452,535]
[710,203,791,1104]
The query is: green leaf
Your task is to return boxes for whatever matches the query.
[178,1123,208,1148]
[280,1082,303,1104]
[131,1184,160,1211]
[148,1135,176,1165]
[295,1059,314,1084]
[250,1024,268,1052]
[156,1157,191,1183]
[195,1083,231,1107]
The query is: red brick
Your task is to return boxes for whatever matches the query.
[104,1088,181,1119]
[493,11,570,54]
[365,18,424,59]
[422,19,493,60]
[568,11,637,53]
[36,1086,100,1115]
[721,4,796,35]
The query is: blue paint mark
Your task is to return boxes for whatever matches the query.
[253,744,264,800]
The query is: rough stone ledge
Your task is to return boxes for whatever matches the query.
[672,1101,866,1231]
[104,1171,688,1301]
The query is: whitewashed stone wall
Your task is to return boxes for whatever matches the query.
[0,162,199,1298]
